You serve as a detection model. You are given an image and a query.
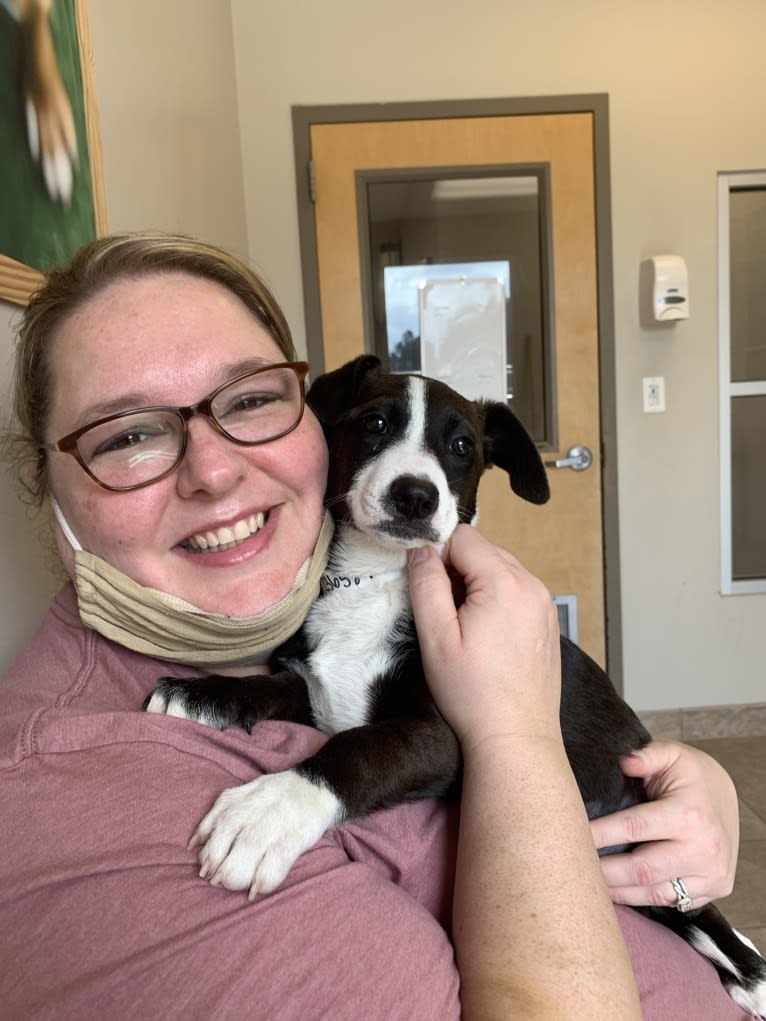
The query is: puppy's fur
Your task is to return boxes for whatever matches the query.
[146,355,766,1014]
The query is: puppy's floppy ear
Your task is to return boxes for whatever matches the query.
[307,355,382,426]
[478,401,550,505]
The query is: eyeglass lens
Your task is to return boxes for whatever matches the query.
[75,365,304,489]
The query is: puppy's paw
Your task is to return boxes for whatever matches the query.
[190,771,343,896]
[725,934,766,1016]
[143,675,241,729]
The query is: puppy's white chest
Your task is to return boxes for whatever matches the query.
[300,578,410,735]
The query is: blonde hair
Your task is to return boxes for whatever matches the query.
[5,232,297,505]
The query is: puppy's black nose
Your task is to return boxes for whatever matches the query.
[388,475,439,520]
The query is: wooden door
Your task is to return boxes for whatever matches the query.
[300,107,613,668]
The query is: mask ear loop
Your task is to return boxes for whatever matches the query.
[48,495,84,553]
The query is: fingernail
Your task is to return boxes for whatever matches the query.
[408,546,429,566]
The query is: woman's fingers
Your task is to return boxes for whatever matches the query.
[591,739,739,907]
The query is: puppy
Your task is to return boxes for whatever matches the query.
[146,355,766,1014]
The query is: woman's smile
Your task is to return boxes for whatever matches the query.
[181,510,267,553]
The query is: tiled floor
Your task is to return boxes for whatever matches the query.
[689,735,766,949]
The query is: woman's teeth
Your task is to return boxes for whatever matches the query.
[184,512,266,553]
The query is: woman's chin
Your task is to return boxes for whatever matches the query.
[174,564,299,617]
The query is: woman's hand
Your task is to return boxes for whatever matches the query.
[407,525,642,1019]
[590,737,740,909]
[407,524,561,752]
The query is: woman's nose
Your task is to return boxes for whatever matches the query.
[174,416,249,498]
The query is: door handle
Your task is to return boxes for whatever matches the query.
[545,444,593,472]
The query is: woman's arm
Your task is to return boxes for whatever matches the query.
[590,737,740,909]
[407,526,642,1021]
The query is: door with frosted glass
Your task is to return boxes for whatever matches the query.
[300,108,612,668]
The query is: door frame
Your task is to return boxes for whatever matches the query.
[291,94,623,689]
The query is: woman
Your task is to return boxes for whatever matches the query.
[0,233,750,1020]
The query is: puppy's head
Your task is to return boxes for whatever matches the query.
[308,355,550,551]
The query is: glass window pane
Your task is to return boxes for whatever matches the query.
[730,188,766,382]
[365,171,552,444]
[731,394,766,580]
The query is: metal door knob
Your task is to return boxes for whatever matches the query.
[545,444,593,472]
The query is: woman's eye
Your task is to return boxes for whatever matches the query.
[362,413,388,435]
[94,428,156,455]
[226,392,278,414]
[450,435,474,457]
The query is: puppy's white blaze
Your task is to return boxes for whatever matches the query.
[194,770,343,896]
[405,374,428,448]
[349,376,460,548]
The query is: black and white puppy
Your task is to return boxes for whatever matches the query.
[146,355,765,1015]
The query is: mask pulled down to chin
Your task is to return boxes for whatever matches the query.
[50,496,334,667]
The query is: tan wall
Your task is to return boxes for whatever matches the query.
[2,0,765,713]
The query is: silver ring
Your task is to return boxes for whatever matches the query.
[670,877,693,913]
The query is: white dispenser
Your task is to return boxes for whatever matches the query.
[649,254,689,321]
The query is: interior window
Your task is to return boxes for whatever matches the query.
[718,172,766,592]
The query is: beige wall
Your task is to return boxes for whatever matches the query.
[1,0,764,713]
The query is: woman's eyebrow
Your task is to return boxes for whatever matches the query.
[72,358,281,428]
[74,393,155,427]
[213,356,278,382]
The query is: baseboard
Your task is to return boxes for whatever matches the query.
[638,702,766,740]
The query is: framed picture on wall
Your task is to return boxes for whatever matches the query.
[0,0,106,306]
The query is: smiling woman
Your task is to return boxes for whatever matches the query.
[42,272,328,622]
[0,232,756,1021]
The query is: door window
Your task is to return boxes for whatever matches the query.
[361,168,554,445]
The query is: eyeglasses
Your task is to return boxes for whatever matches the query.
[42,362,309,492]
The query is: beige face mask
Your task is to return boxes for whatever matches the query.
[50,497,334,667]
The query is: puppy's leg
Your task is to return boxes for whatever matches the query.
[143,672,314,731]
[645,903,766,1015]
[192,713,460,897]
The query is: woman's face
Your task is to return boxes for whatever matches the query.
[45,271,329,616]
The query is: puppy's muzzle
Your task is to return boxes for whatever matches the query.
[387,474,439,521]
[377,474,441,544]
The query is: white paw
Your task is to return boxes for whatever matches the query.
[143,680,224,729]
[191,771,343,897]
[144,689,194,719]
[729,977,766,1018]
[145,691,215,725]
[693,927,766,1016]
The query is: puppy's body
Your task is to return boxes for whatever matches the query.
[147,356,766,1015]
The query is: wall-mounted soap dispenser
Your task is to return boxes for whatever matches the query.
[642,254,689,323]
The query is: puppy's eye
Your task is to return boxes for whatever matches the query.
[362,413,388,435]
[450,435,474,457]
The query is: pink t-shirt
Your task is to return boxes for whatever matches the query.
[0,586,754,1020]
